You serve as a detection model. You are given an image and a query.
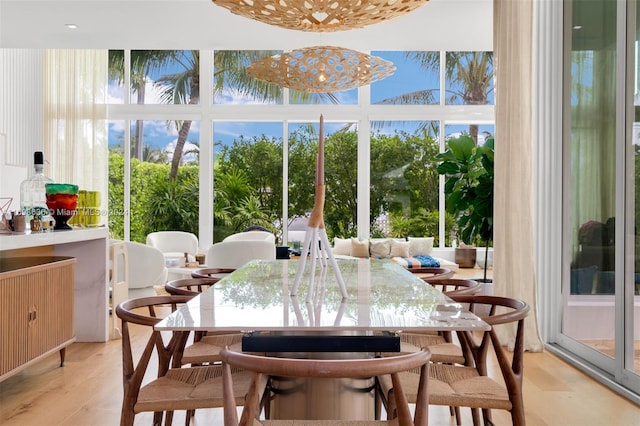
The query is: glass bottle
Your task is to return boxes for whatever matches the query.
[20,151,53,231]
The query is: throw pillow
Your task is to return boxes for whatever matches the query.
[390,240,410,258]
[408,237,434,256]
[351,238,370,257]
[370,238,391,258]
[333,237,352,256]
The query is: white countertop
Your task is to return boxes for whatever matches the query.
[0,227,109,251]
[156,258,490,333]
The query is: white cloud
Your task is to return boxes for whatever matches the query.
[216,87,280,105]
[163,139,200,164]
[109,120,125,133]
[107,85,124,104]
[109,75,182,105]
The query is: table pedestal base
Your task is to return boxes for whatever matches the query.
[269,375,375,420]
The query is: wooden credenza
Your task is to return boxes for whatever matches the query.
[0,256,76,382]
[0,228,109,342]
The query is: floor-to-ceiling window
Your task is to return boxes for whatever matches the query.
[107,49,494,249]
[557,0,640,398]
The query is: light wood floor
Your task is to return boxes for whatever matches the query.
[1,334,638,426]
[2,324,639,424]
[1,267,638,425]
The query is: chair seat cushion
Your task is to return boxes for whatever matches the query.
[181,333,244,364]
[394,333,466,364]
[135,365,254,412]
[378,364,512,411]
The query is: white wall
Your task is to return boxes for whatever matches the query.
[0,49,44,211]
[0,0,492,51]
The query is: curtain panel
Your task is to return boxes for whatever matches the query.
[494,0,544,351]
[43,49,109,219]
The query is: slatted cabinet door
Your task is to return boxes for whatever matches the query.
[0,257,76,382]
[0,272,30,376]
[28,262,75,361]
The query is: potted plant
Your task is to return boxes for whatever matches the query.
[433,135,494,282]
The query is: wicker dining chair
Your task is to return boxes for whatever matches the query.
[116,295,256,426]
[165,277,220,296]
[190,267,236,280]
[220,347,432,426]
[378,295,530,426]
[398,279,481,364]
[408,267,455,282]
[424,278,481,296]
[163,278,244,366]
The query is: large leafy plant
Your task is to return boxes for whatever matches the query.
[434,135,494,280]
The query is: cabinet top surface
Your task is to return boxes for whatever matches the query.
[0,256,76,274]
[0,227,109,251]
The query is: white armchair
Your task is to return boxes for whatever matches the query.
[206,231,276,269]
[146,231,199,262]
[223,230,276,244]
[121,241,168,298]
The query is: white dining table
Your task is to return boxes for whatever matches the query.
[155,257,490,420]
[156,257,489,333]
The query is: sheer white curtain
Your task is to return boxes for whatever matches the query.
[570,50,616,258]
[494,0,543,351]
[43,50,108,216]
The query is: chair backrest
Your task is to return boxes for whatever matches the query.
[122,241,168,289]
[223,230,276,244]
[425,278,481,296]
[206,239,276,269]
[165,277,220,296]
[412,267,454,281]
[191,267,236,279]
[146,231,199,258]
[220,348,431,426]
[116,295,193,407]
[450,294,530,387]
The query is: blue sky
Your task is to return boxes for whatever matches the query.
[107,51,494,155]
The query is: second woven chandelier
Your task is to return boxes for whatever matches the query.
[246,45,396,93]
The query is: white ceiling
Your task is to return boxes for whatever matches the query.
[0,0,492,51]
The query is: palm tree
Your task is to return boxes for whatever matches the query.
[108,50,179,160]
[142,144,168,164]
[152,50,339,180]
[377,52,493,141]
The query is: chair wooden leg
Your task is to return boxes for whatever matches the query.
[59,347,66,367]
[120,406,135,426]
[454,406,461,425]
[152,411,163,426]
[471,407,481,426]
[163,410,174,426]
[511,397,526,426]
[186,409,195,423]
[386,389,397,420]
[481,408,493,426]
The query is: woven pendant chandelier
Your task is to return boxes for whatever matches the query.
[211,0,430,32]
[247,46,396,93]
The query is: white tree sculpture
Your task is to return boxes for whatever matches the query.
[290,114,347,300]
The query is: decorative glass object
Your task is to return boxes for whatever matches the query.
[20,151,54,230]
[45,183,79,230]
